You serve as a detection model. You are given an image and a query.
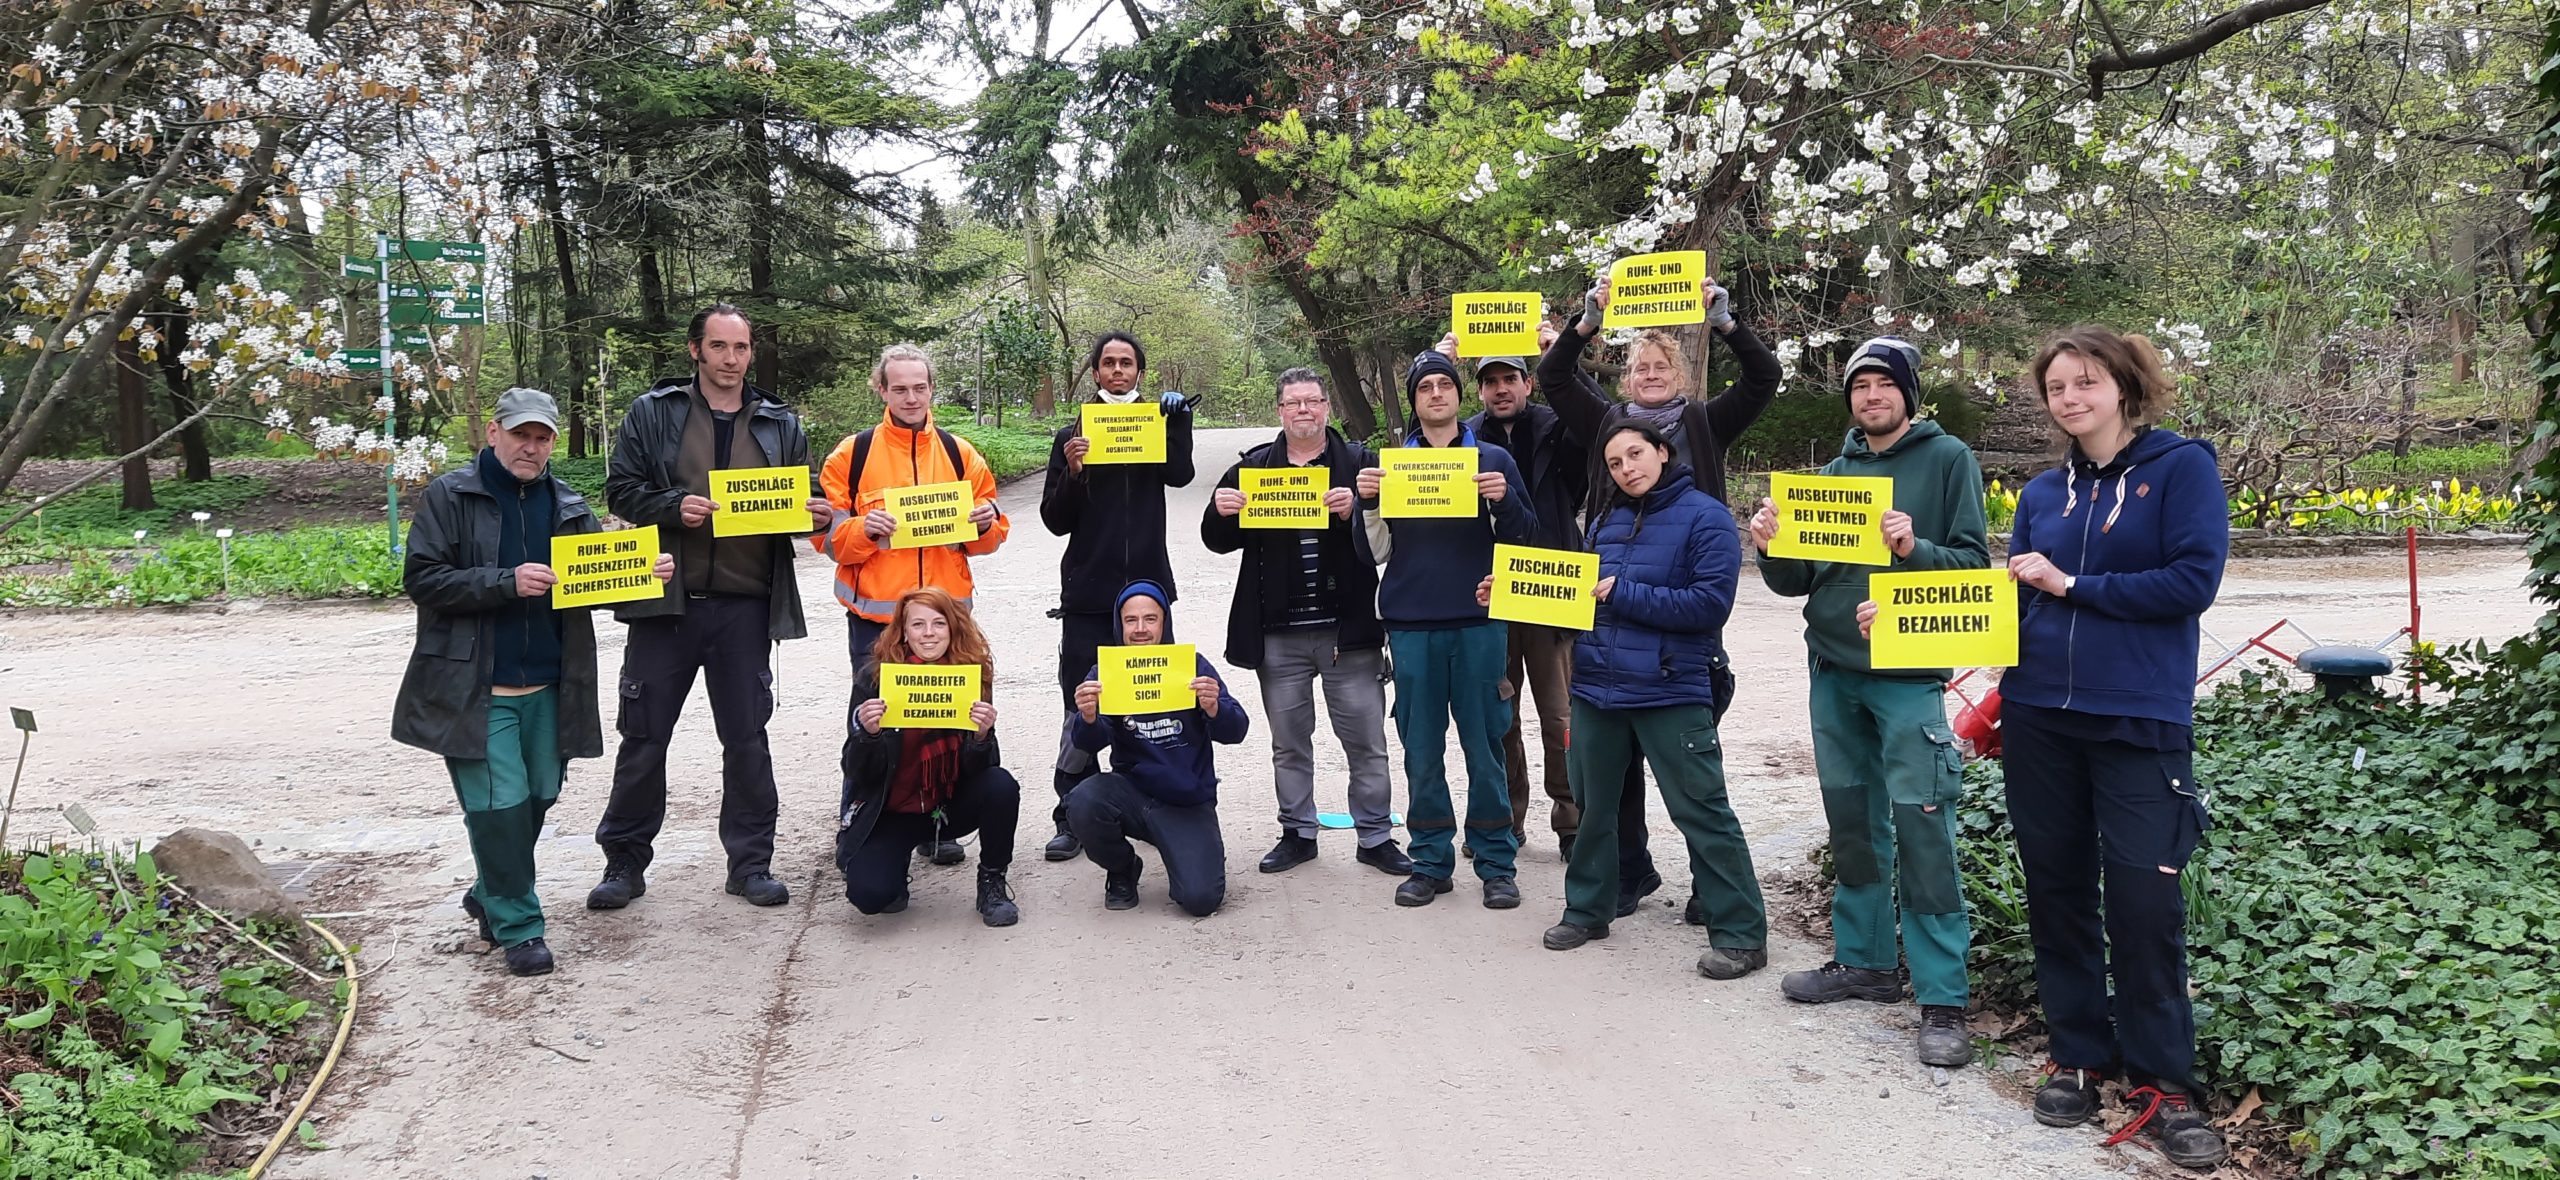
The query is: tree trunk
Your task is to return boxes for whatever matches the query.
[530,90,592,456]
[743,113,781,393]
[1024,180,1055,416]
[150,254,216,481]
[2394,339,2418,458]
[2451,218,2478,386]
[117,335,156,510]
[1369,341,1408,440]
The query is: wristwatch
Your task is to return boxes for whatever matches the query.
[2062,575,2077,595]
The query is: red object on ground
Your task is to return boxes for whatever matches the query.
[1953,687,2003,759]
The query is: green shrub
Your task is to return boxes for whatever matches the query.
[1957,653,2560,1176]
[12,475,273,544]
[0,526,401,607]
[2349,443,2516,484]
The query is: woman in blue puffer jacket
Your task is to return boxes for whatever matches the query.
[1486,420,1768,978]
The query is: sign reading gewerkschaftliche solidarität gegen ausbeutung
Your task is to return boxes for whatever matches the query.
[1239,468,1329,529]
[1868,569,2018,669]
[1080,403,1167,464]
[1098,644,1196,715]
[1602,251,1708,329]
[550,526,661,609]
[1767,472,1894,566]
[708,466,813,537]
[1379,447,1479,518]
[1487,543,1599,630]
[879,663,982,730]
[883,481,978,549]
[1451,292,1544,358]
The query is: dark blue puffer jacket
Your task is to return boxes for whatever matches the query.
[1571,466,1742,711]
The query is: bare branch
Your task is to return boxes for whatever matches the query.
[2088,0,2333,99]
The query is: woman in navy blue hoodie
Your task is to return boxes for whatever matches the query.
[1489,422,1768,979]
[1974,326,2230,1168]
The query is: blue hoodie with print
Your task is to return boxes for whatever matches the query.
[1071,581,1250,806]
[2001,427,2229,727]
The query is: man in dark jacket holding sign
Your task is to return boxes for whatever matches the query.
[1202,368,1409,879]
[590,304,829,913]
[1748,336,1989,1068]
[395,388,673,976]
[1063,582,1249,917]
[1037,330,1196,863]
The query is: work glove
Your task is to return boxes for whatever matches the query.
[1579,281,1608,334]
[1158,390,1199,414]
[1706,283,1735,330]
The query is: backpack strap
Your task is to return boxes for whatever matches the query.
[848,428,875,484]
[849,425,968,487]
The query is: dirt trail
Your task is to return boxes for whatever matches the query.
[0,426,2536,1179]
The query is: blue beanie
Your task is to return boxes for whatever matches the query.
[1113,580,1170,642]
[1843,336,1922,417]
[1404,350,1463,415]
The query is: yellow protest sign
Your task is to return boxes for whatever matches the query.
[1451,292,1543,358]
[1603,250,1708,329]
[1239,467,1329,529]
[1099,644,1196,715]
[1379,446,1479,519]
[550,525,661,610]
[708,466,812,537]
[883,480,978,549]
[879,663,981,730]
[1767,473,1893,566]
[1487,543,1598,630]
[1868,570,2018,669]
[1080,402,1167,465]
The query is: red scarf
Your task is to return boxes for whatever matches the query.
[886,729,967,815]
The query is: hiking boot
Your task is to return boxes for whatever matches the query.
[1259,833,1319,874]
[1558,833,1577,862]
[1044,831,1082,862]
[586,859,645,910]
[1543,920,1609,950]
[1103,865,1141,911]
[503,937,555,977]
[1916,1004,1975,1067]
[1481,876,1521,909]
[918,838,966,866]
[2113,1086,2228,1170]
[460,891,494,945]
[1615,869,1662,918]
[1683,894,1706,926]
[1355,839,1413,876]
[879,892,910,914]
[2033,1066,2104,1128]
[1394,873,1453,907]
[1780,960,1906,1004]
[976,869,1019,928]
[1697,945,1768,980]
[726,871,790,907]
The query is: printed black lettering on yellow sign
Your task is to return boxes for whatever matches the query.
[1868,570,2018,669]
[1767,473,1893,566]
[1486,543,1598,630]
[884,480,978,549]
[1380,447,1479,519]
[1239,468,1329,529]
[709,466,813,537]
[880,663,982,730]
[1099,644,1196,715]
[1450,292,1543,358]
[1080,403,1167,464]
[1603,250,1708,329]
[550,525,662,609]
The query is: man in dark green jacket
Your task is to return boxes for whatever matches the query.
[394,388,672,976]
[1747,337,1988,1068]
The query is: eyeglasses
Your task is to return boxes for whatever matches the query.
[1278,399,1329,411]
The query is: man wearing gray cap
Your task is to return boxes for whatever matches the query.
[395,389,674,976]
[1444,330,1591,860]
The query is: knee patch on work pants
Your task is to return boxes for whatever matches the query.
[1894,803,1962,913]
[1821,782,1883,888]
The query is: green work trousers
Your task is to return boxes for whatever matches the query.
[446,688,565,948]
[1562,699,1765,948]
[1807,660,1971,1007]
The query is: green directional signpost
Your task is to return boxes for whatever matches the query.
[352,236,489,554]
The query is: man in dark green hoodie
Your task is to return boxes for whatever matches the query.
[1748,336,1988,1069]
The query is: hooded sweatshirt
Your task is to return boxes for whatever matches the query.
[2001,427,2229,727]
[1758,418,1990,678]
[1070,581,1251,806]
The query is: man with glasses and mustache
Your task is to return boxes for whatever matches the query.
[1202,368,1411,879]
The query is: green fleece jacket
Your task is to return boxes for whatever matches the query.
[1757,419,1989,679]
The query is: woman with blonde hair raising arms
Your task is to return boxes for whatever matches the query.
[836,588,1022,927]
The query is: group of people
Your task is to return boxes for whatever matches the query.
[393,282,2233,1167]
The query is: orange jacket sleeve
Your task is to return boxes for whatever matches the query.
[815,435,882,566]
[959,438,1009,557]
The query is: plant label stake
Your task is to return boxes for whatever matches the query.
[0,708,35,852]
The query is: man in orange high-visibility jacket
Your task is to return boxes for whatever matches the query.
[815,342,1011,676]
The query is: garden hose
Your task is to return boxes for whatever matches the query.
[243,918,358,1179]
